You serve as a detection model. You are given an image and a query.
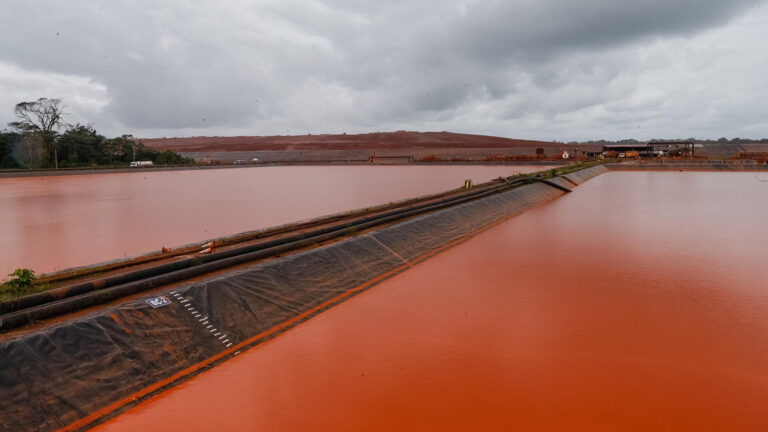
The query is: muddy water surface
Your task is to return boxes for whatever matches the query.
[0,165,544,276]
[95,171,768,431]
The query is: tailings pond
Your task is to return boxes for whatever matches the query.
[95,171,768,431]
[0,165,547,276]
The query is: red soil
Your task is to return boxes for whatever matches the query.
[140,131,559,152]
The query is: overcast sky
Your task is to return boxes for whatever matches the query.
[1,0,767,141]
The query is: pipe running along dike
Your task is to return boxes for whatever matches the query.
[33,174,533,287]
[0,176,570,332]
[0,166,612,432]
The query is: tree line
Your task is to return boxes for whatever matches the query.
[1,98,192,169]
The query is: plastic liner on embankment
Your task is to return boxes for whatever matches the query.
[559,164,609,185]
[0,173,600,432]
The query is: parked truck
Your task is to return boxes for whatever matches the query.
[130,161,154,167]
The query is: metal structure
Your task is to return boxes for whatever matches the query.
[648,141,695,158]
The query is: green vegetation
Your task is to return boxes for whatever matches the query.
[1,268,36,300]
[0,131,21,168]
[2,98,193,169]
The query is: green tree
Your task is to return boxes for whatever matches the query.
[0,131,22,168]
[57,124,105,166]
[6,99,193,168]
[133,141,160,161]
[1,268,36,299]
[155,149,194,165]
[103,135,135,164]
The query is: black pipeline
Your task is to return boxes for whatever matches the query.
[0,178,517,314]
[0,176,575,331]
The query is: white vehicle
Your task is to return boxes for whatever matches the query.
[233,159,246,165]
[130,161,154,167]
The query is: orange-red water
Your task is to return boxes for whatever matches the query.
[91,171,768,431]
[0,165,544,276]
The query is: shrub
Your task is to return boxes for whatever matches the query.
[2,268,36,298]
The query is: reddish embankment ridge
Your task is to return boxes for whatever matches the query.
[140,131,559,152]
[0,169,578,432]
[0,165,546,277]
[95,171,768,431]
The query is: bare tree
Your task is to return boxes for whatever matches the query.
[8,98,66,133]
[8,98,67,167]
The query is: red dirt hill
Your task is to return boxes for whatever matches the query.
[140,131,559,152]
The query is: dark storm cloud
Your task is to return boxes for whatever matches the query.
[0,0,766,139]
[453,0,764,61]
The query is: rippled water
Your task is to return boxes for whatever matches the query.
[87,171,768,431]
[0,165,544,276]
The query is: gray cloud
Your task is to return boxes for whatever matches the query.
[0,0,766,140]
[455,0,763,59]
